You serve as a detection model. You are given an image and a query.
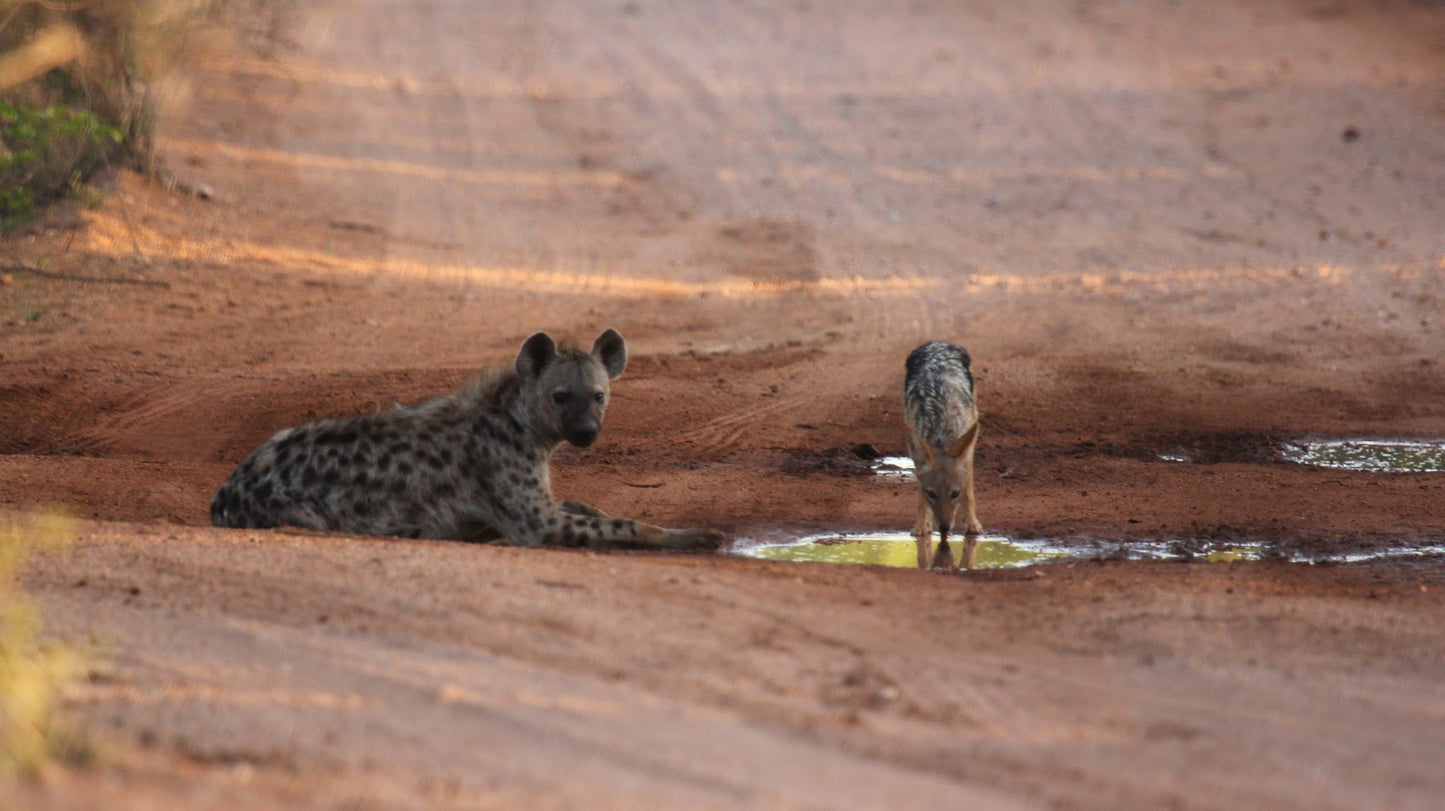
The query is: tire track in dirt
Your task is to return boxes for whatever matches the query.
[673,396,808,457]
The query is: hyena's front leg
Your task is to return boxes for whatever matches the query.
[497,495,723,550]
[553,511,725,550]
[553,501,721,548]
[558,500,608,519]
[912,490,934,569]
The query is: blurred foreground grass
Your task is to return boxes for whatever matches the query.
[0,512,92,781]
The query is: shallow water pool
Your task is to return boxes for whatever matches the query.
[737,533,1072,569]
[870,457,915,478]
[731,532,1445,570]
[1280,439,1445,473]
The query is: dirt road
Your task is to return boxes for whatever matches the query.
[5,0,1445,807]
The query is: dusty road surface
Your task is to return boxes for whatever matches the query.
[4,0,1445,807]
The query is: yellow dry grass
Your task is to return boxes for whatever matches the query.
[0,512,91,782]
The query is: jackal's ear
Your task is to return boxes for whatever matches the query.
[920,442,939,468]
[591,328,627,379]
[516,332,557,378]
[946,420,979,459]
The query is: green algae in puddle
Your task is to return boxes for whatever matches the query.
[1280,439,1445,473]
[739,533,1072,569]
[1202,545,1261,563]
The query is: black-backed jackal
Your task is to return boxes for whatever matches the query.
[904,341,982,569]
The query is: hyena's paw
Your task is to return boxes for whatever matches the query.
[665,527,728,550]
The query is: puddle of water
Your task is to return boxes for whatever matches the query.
[1157,452,1193,463]
[736,532,1072,569]
[732,533,1445,570]
[871,457,915,478]
[1280,439,1445,473]
[1127,542,1264,563]
[1311,544,1445,564]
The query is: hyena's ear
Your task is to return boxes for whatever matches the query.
[516,332,557,378]
[591,328,627,380]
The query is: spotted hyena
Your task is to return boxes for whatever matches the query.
[211,329,725,549]
[904,341,982,570]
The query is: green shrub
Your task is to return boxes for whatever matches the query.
[0,0,234,229]
[0,101,123,229]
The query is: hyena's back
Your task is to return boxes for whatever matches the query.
[904,341,976,448]
[210,390,494,539]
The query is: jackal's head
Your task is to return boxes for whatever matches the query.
[515,329,628,448]
[914,422,978,541]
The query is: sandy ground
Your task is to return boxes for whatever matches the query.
[4,0,1445,807]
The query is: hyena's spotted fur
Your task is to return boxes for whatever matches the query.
[904,341,983,570]
[211,329,724,549]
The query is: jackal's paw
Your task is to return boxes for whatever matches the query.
[666,527,728,549]
[965,520,984,537]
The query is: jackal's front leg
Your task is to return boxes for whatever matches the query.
[962,429,984,537]
[912,490,934,569]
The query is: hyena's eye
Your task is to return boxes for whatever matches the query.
[593,391,605,404]
[924,489,937,502]
[553,391,570,405]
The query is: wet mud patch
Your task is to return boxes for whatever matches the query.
[1130,432,1281,465]
[779,448,875,477]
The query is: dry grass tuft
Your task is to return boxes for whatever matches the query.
[0,512,93,781]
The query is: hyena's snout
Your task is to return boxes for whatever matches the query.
[563,407,604,447]
[568,422,600,447]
